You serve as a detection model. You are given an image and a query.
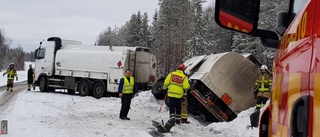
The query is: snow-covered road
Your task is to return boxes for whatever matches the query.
[0,62,260,137]
[0,86,259,137]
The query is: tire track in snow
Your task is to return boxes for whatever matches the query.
[0,82,27,111]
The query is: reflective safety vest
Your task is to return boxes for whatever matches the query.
[163,70,190,98]
[255,73,272,92]
[122,76,134,94]
[4,69,17,80]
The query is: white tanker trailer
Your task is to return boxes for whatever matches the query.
[34,37,157,99]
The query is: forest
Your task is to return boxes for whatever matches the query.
[0,0,286,73]
[96,0,286,75]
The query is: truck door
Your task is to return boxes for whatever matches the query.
[135,50,156,87]
[34,41,55,77]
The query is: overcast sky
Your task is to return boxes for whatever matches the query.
[0,0,213,52]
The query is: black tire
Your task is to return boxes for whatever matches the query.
[152,79,166,99]
[92,80,105,99]
[67,89,75,95]
[39,76,48,92]
[78,79,91,97]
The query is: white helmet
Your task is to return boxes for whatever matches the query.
[260,65,268,70]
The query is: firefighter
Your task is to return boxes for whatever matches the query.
[27,64,35,91]
[2,63,18,92]
[255,65,272,110]
[163,64,190,124]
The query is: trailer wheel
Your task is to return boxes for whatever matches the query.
[93,80,105,99]
[39,76,48,92]
[78,79,91,97]
[152,79,166,99]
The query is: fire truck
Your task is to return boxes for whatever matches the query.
[214,0,319,136]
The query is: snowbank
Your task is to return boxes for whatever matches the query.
[0,61,261,137]
[0,89,262,137]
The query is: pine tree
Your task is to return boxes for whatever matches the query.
[125,12,145,47]
[186,0,206,59]
[154,0,192,75]
[0,29,8,70]
[97,26,113,45]
[141,12,151,47]
[203,6,233,54]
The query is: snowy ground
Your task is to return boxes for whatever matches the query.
[0,63,261,137]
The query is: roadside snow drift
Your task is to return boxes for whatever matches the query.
[0,88,260,137]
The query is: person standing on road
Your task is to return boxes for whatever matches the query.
[27,64,35,91]
[3,63,18,92]
[118,69,139,120]
[255,65,272,110]
[163,64,190,125]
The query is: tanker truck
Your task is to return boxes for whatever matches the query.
[152,52,263,122]
[34,37,157,99]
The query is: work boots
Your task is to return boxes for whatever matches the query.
[181,119,190,124]
[164,118,175,130]
[175,119,181,125]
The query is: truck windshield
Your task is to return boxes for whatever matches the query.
[36,48,46,59]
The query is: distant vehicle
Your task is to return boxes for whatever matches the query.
[34,37,157,99]
[152,52,262,122]
[215,0,318,136]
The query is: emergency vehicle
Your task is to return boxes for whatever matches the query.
[214,0,319,136]
[34,37,157,99]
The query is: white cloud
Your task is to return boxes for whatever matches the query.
[0,0,159,52]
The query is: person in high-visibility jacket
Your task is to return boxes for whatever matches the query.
[255,65,272,109]
[118,69,139,120]
[3,63,18,92]
[163,64,190,124]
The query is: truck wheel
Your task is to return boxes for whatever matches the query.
[93,80,105,99]
[39,76,48,92]
[67,89,75,95]
[78,79,91,97]
[152,79,166,99]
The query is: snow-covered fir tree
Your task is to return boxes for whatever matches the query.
[186,0,206,59]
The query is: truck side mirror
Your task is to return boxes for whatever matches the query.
[214,0,261,35]
[215,0,279,49]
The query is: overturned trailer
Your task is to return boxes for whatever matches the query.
[152,52,262,122]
